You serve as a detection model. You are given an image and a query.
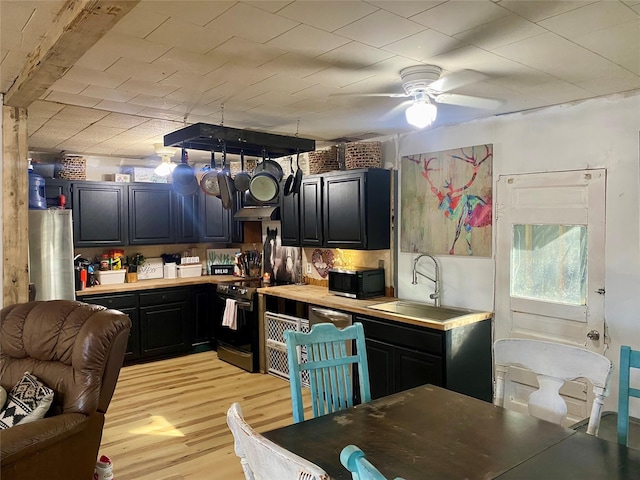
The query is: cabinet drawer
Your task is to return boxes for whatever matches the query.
[357,316,444,355]
[83,293,137,309]
[139,288,188,306]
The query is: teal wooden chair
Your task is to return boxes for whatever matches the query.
[618,345,640,446]
[340,445,405,480]
[284,322,371,423]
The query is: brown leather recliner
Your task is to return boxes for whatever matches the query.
[0,300,131,480]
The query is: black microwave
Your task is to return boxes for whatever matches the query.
[328,267,385,299]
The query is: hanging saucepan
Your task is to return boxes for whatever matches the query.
[234,150,251,192]
[173,148,199,196]
[200,150,221,196]
[283,156,295,196]
[292,151,303,195]
[249,150,282,203]
[217,141,235,210]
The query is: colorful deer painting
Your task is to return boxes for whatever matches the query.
[401,144,493,256]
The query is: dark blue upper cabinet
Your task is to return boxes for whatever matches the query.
[175,190,199,244]
[72,181,127,247]
[128,184,175,245]
[198,190,231,243]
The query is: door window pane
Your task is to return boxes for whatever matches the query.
[511,225,587,305]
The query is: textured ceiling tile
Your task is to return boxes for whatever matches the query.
[315,41,395,69]
[259,52,330,78]
[45,91,102,108]
[154,47,222,76]
[49,78,89,95]
[250,73,318,96]
[539,1,637,39]
[498,0,600,23]
[210,37,286,68]
[138,0,234,27]
[127,95,181,110]
[145,17,230,55]
[266,24,351,57]
[81,85,138,103]
[383,29,463,61]
[111,4,169,37]
[93,100,147,115]
[453,14,545,51]
[118,79,179,98]
[205,3,300,44]
[277,1,378,31]
[52,105,111,123]
[27,100,66,119]
[310,67,377,88]
[106,58,177,83]
[92,32,173,64]
[577,70,640,95]
[67,124,126,143]
[62,66,128,89]
[367,1,445,18]
[96,113,149,129]
[334,10,424,47]
[410,0,510,36]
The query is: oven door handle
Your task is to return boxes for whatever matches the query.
[235,300,253,309]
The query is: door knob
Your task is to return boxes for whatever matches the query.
[587,330,600,341]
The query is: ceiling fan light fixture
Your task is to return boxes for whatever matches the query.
[405,98,437,129]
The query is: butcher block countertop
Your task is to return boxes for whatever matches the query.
[75,275,237,296]
[257,284,492,331]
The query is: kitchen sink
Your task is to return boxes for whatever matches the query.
[366,300,490,322]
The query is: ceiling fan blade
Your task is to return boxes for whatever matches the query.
[434,93,503,110]
[330,92,410,98]
[379,100,413,122]
[429,70,488,94]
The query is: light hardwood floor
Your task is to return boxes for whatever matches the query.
[101,351,309,479]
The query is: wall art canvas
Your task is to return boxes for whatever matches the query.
[401,144,493,256]
[262,221,303,284]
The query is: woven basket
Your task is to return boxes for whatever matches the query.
[345,141,382,170]
[308,146,339,174]
[55,156,86,180]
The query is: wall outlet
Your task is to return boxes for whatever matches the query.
[306,263,312,274]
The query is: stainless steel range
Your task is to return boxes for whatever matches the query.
[215,279,262,372]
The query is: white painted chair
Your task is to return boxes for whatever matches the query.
[494,338,613,435]
[226,402,329,480]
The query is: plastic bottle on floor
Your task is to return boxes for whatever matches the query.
[93,455,114,480]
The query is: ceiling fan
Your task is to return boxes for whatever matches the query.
[342,65,504,129]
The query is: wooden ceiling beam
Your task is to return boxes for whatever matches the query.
[4,0,140,107]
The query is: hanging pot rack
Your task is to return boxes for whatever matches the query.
[163,123,315,158]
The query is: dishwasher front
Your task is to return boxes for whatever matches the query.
[308,306,353,354]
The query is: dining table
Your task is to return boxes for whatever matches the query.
[263,384,640,480]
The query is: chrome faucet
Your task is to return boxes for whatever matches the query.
[412,253,441,307]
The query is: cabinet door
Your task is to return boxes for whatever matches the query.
[121,306,140,361]
[300,177,323,246]
[45,179,71,208]
[394,347,443,393]
[128,183,175,245]
[365,338,395,400]
[139,302,190,357]
[72,182,127,247]
[323,172,366,249]
[199,191,231,243]
[280,191,300,246]
[175,191,199,243]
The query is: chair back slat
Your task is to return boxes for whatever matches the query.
[285,322,371,423]
[494,338,613,436]
[618,346,640,446]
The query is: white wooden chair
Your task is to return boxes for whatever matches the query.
[494,338,613,435]
[226,402,329,480]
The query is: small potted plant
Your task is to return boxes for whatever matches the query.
[126,253,145,282]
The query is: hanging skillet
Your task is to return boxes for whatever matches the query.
[234,150,251,192]
[173,147,198,196]
[200,150,221,196]
[217,140,235,210]
[249,149,280,203]
[283,156,295,196]
[292,151,303,195]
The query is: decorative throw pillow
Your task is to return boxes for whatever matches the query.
[0,386,6,410]
[0,372,54,429]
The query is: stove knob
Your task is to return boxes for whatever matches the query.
[239,288,247,295]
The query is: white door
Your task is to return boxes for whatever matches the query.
[495,169,606,424]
